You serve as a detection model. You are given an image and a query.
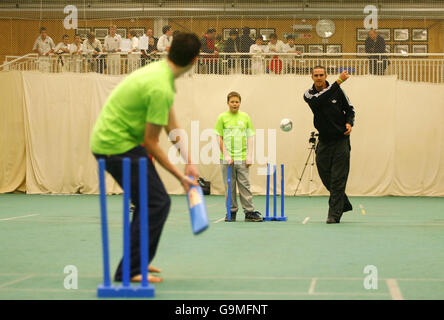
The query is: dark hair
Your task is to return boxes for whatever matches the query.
[168,32,201,67]
[40,27,47,33]
[129,30,137,37]
[255,35,263,41]
[242,27,250,35]
[312,65,326,74]
[162,25,171,34]
[207,28,216,34]
[269,33,277,39]
[286,35,294,40]
[87,32,95,40]
[227,91,241,102]
[62,34,69,39]
[229,29,239,36]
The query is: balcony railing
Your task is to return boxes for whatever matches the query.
[2,52,444,83]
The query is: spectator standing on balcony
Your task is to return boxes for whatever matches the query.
[201,28,219,74]
[239,27,255,74]
[54,34,70,72]
[267,33,284,74]
[54,34,70,54]
[32,27,55,72]
[365,29,389,75]
[140,28,157,66]
[69,35,83,72]
[282,35,302,74]
[157,25,173,53]
[70,34,83,55]
[104,25,122,75]
[83,32,103,73]
[249,36,269,74]
[147,28,158,47]
[128,30,141,73]
[142,37,159,65]
[224,29,240,73]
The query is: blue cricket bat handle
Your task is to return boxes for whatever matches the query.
[186,176,209,235]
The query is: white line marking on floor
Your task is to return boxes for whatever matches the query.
[0,214,40,221]
[0,287,389,297]
[0,275,35,288]
[308,278,317,294]
[214,217,225,223]
[0,273,443,283]
[302,217,310,224]
[386,278,404,300]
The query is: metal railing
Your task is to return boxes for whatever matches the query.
[2,52,444,83]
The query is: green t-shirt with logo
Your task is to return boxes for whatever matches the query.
[90,59,175,155]
[214,111,255,161]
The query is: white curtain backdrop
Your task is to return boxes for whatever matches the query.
[0,70,443,196]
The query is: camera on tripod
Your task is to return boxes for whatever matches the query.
[294,131,319,196]
[309,131,319,144]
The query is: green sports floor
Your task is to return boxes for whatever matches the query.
[0,194,443,300]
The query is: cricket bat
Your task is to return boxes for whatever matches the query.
[186,177,209,235]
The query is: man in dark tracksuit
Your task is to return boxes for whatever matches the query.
[303,66,355,224]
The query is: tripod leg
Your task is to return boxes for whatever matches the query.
[293,147,314,196]
[308,146,316,196]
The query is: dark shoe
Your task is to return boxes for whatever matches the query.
[326,217,340,224]
[245,211,264,222]
[343,202,353,213]
[225,212,237,222]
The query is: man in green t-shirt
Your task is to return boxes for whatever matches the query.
[214,91,263,222]
[90,33,201,283]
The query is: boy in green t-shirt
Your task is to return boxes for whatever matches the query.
[90,33,201,283]
[214,91,263,222]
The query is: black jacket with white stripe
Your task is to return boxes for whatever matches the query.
[303,80,355,142]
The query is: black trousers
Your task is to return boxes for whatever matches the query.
[93,146,171,281]
[369,59,388,75]
[315,137,353,221]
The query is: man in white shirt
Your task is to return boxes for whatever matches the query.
[282,35,302,74]
[267,33,284,74]
[32,27,55,72]
[104,25,122,75]
[83,32,104,73]
[249,36,269,74]
[54,34,70,72]
[69,34,83,72]
[127,29,141,72]
[157,25,173,53]
[267,33,284,53]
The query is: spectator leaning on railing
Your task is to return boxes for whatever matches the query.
[128,30,141,72]
[249,36,269,74]
[32,27,55,72]
[365,29,389,75]
[54,34,71,71]
[32,27,55,56]
[201,28,219,74]
[224,29,240,70]
[239,27,255,74]
[69,34,83,72]
[157,25,173,53]
[267,33,284,74]
[83,32,103,73]
[282,35,302,73]
[69,35,83,55]
[104,25,122,75]
[140,27,158,66]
